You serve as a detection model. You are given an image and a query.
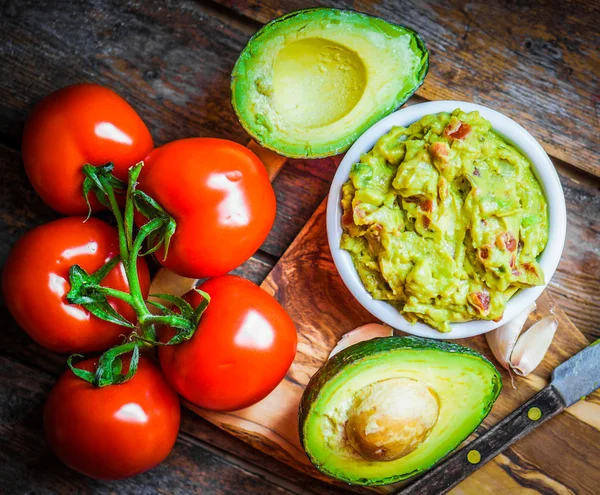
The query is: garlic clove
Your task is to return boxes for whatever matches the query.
[510,315,558,377]
[147,268,198,315]
[329,323,393,359]
[485,303,536,370]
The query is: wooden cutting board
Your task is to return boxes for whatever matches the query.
[186,149,600,494]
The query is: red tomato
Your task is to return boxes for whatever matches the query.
[135,138,276,278]
[1,217,150,353]
[44,356,180,480]
[22,84,154,214]
[158,275,297,411]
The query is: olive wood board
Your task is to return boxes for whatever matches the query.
[186,149,600,493]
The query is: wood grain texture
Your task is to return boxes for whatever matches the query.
[0,355,300,495]
[0,0,597,332]
[0,0,345,267]
[0,142,353,495]
[0,0,253,146]
[213,0,600,177]
[248,140,287,181]
[1,1,599,493]
[263,155,343,257]
[549,160,600,339]
[191,200,600,494]
[398,386,567,495]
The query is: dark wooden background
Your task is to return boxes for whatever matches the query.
[1,1,598,493]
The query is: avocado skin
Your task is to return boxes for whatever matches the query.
[299,336,502,486]
[231,8,429,158]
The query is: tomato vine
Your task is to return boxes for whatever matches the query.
[66,162,210,386]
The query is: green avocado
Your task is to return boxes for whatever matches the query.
[299,336,502,486]
[231,8,428,158]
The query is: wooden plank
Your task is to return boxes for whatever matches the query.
[191,200,600,494]
[263,155,343,258]
[0,354,302,495]
[213,0,600,178]
[178,409,352,495]
[2,135,596,340]
[264,151,599,340]
[0,143,347,495]
[0,0,340,267]
[0,298,351,495]
[248,140,287,181]
[0,0,254,146]
[547,160,600,340]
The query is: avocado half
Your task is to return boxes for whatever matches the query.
[299,336,502,486]
[231,8,429,158]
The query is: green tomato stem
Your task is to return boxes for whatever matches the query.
[69,162,208,387]
[139,313,192,329]
[124,163,143,251]
[104,186,130,270]
[127,217,165,341]
[93,340,144,387]
[96,286,135,306]
[89,255,121,284]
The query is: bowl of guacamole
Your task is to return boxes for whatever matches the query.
[326,102,566,339]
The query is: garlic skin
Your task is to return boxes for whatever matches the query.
[147,268,198,315]
[510,315,558,376]
[486,303,536,370]
[329,324,393,358]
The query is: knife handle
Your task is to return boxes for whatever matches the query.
[395,385,566,495]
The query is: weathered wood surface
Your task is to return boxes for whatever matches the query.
[0,148,345,495]
[1,134,597,340]
[0,0,252,147]
[265,153,600,341]
[0,0,599,493]
[214,0,600,178]
[0,0,597,337]
[0,0,339,260]
[0,355,301,495]
[192,201,600,494]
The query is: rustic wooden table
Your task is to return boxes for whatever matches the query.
[1,1,598,493]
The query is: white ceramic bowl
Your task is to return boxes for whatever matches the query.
[326,101,566,339]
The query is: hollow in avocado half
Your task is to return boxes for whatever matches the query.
[299,336,502,486]
[231,8,429,158]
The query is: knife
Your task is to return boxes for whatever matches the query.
[396,340,600,495]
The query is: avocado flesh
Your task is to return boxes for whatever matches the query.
[231,8,429,158]
[299,337,502,486]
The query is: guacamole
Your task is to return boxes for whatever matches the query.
[340,109,548,332]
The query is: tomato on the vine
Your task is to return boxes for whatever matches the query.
[22,84,154,214]
[44,356,180,480]
[1,217,150,353]
[135,138,276,278]
[158,275,297,411]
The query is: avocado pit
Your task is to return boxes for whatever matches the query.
[345,377,439,462]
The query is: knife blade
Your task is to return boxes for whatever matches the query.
[395,339,600,495]
[552,339,600,406]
